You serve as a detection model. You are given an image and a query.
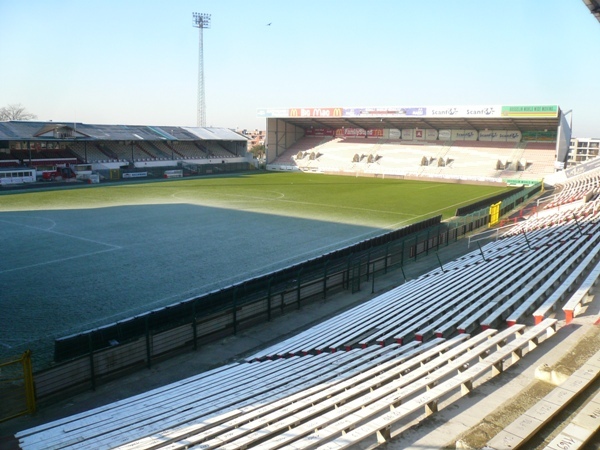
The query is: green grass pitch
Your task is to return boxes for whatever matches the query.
[0,172,513,229]
[0,171,513,365]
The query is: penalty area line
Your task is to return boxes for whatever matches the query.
[0,247,121,275]
[0,218,122,250]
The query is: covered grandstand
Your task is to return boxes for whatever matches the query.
[0,121,251,179]
[259,104,572,184]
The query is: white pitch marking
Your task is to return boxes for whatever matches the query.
[0,218,122,249]
[0,215,58,230]
[0,248,121,275]
[79,191,500,319]
[170,189,286,203]
[171,190,416,217]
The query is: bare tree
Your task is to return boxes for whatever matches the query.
[0,103,37,121]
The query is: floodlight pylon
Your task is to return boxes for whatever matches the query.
[193,12,211,127]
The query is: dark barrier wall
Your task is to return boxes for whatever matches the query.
[455,186,523,216]
[54,215,442,362]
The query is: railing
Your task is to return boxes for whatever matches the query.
[0,351,35,423]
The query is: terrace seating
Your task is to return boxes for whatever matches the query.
[25,321,559,450]
[174,142,208,159]
[487,347,600,450]
[260,320,556,450]
[481,233,600,330]
[274,137,556,181]
[157,331,505,450]
[518,144,556,174]
[66,142,115,163]
[563,258,600,324]
[0,159,20,167]
[155,341,441,450]
[103,142,145,161]
[133,142,157,159]
[17,342,436,449]
[246,205,599,361]
[202,142,237,158]
[138,141,172,159]
[270,137,331,165]
[546,168,600,208]
[532,238,600,324]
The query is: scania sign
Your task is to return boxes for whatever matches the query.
[466,107,496,116]
[431,107,459,116]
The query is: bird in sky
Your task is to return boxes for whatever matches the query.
[266,22,272,26]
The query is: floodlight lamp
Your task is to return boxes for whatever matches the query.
[192,12,211,28]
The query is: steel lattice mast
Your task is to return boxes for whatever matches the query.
[192,12,211,127]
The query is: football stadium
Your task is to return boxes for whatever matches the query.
[2,2,600,448]
[2,99,600,449]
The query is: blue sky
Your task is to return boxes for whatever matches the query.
[1,0,599,136]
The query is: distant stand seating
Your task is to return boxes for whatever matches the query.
[66,142,118,163]
[271,136,333,165]
[0,159,20,167]
[546,167,600,208]
[203,142,237,158]
[270,136,556,180]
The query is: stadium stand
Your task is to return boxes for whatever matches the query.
[241,199,599,361]
[274,136,557,182]
[563,258,600,324]
[66,141,119,163]
[13,170,600,448]
[546,167,600,208]
[21,320,558,450]
[0,121,248,167]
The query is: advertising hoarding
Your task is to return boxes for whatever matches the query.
[288,107,343,118]
[305,128,334,137]
[401,129,414,140]
[259,104,558,119]
[343,107,427,117]
[388,129,401,139]
[428,105,501,118]
[438,130,452,140]
[451,130,478,141]
[501,105,559,118]
[425,129,438,140]
[479,130,522,142]
[522,131,558,141]
[336,128,383,138]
